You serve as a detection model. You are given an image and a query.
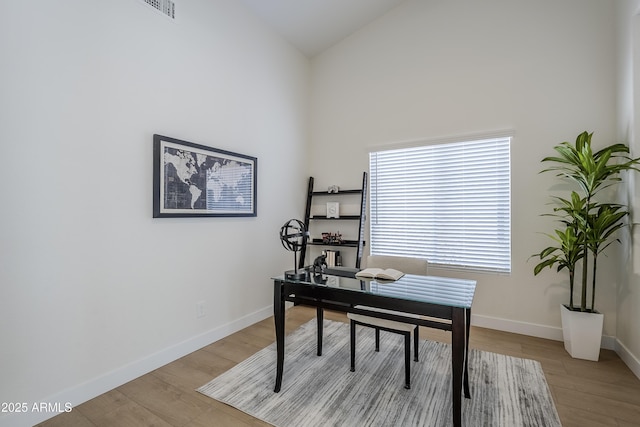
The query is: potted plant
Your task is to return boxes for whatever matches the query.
[532,131,640,360]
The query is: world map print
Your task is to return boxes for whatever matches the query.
[162,146,254,213]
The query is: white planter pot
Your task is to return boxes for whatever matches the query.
[560,304,604,361]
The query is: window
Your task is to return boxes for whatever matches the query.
[369,136,511,274]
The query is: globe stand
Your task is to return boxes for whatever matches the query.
[285,247,308,280]
[279,219,309,281]
[285,270,308,280]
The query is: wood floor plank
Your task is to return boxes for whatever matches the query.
[74,389,130,423]
[552,383,640,424]
[553,403,619,427]
[227,328,275,350]
[34,408,95,427]
[37,305,640,427]
[201,338,263,364]
[187,406,254,427]
[117,374,211,426]
[151,350,236,392]
[547,369,640,407]
[87,400,173,427]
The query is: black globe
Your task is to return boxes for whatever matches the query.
[279,219,308,252]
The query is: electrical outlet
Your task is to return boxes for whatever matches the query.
[196,301,206,318]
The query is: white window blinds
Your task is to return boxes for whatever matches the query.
[369,136,511,274]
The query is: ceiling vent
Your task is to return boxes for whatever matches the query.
[142,0,175,19]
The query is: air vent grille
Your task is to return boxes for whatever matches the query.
[142,0,175,19]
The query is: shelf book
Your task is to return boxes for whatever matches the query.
[325,250,341,267]
[355,268,404,281]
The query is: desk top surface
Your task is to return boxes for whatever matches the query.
[273,273,476,309]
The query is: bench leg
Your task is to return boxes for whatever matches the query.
[350,320,356,372]
[404,332,411,389]
[414,326,419,362]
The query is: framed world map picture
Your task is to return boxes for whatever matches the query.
[153,135,257,218]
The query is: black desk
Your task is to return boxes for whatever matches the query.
[273,272,477,427]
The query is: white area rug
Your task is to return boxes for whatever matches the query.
[198,319,561,426]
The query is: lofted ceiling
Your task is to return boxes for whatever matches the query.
[239,0,406,57]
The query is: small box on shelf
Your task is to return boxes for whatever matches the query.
[326,202,339,218]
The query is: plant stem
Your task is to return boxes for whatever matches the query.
[581,247,588,312]
[591,253,597,312]
[581,194,591,312]
[569,269,574,310]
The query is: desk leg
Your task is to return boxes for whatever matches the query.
[317,307,323,356]
[273,280,285,393]
[464,307,471,399]
[451,308,464,427]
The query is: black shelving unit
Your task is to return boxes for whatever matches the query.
[299,172,368,269]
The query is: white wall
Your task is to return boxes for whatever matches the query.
[617,0,640,377]
[310,0,619,341]
[0,1,308,425]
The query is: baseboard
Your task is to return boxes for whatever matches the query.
[0,305,273,427]
[615,339,640,380]
[471,313,617,351]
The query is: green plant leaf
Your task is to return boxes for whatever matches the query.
[534,131,640,310]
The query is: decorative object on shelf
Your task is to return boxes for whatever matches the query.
[531,131,640,360]
[153,134,257,218]
[321,232,343,245]
[326,202,340,218]
[328,185,340,193]
[312,254,327,275]
[279,219,309,280]
[324,249,341,267]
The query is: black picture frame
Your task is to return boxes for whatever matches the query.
[153,134,257,218]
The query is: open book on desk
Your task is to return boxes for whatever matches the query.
[355,268,404,281]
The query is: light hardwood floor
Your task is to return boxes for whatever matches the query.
[37,306,640,427]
